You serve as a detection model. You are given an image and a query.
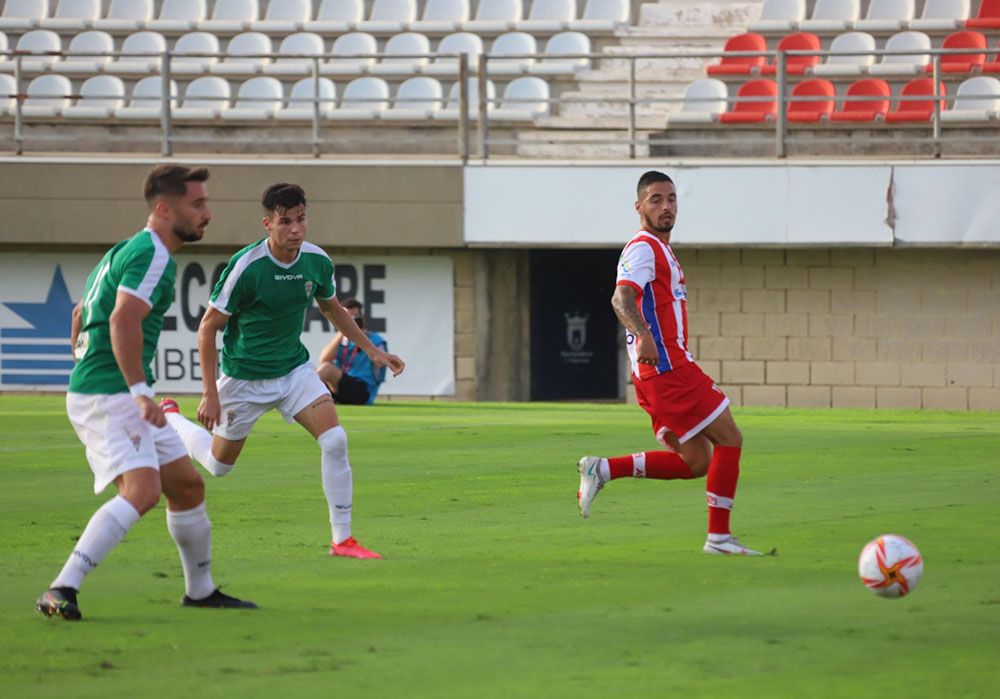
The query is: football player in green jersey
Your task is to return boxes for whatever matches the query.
[36,164,256,621]
[163,183,405,560]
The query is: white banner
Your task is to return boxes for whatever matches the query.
[893,164,1000,244]
[0,252,454,396]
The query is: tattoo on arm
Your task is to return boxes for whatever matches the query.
[611,288,649,337]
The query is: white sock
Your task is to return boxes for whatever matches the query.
[599,459,611,483]
[52,496,140,590]
[318,426,352,544]
[166,502,216,600]
[165,412,233,477]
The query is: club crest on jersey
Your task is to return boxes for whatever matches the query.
[304,281,314,297]
[564,312,589,352]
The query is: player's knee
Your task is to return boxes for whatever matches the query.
[688,455,710,477]
[127,484,162,515]
[317,426,348,463]
[204,455,235,477]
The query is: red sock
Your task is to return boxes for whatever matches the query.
[706,446,741,535]
[607,452,694,480]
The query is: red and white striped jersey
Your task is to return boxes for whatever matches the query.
[615,230,694,379]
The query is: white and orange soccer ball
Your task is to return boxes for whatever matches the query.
[858,534,924,598]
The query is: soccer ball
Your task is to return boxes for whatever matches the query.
[858,534,923,598]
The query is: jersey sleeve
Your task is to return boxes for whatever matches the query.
[616,241,655,295]
[209,257,247,316]
[315,257,336,300]
[115,239,169,308]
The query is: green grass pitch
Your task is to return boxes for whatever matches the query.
[1,396,998,698]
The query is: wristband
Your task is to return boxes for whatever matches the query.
[129,382,155,399]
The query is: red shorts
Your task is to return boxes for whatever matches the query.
[634,362,730,446]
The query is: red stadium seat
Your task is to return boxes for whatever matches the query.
[760,32,821,76]
[884,77,946,122]
[719,79,778,123]
[829,78,891,121]
[787,78,835,122]
[926,30,987,73]
[707,33,768,76]
[966,0,1000,28]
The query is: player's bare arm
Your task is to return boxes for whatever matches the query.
[70,302,83,360]
[611,285,658,365]
[109,291,164,427]
[317,296,406,376]
[196,306,230,429]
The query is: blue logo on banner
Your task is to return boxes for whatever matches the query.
[1,266,76,387]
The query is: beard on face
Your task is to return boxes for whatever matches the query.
[643,214,673,234]
[173,220,206,242]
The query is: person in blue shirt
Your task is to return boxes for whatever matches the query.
[316,298,387,405]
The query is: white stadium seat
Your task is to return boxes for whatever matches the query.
[569,0,628,32]
[869,31,930,76]
[115,75,178,119]
[210,31,272,75]
[425,31,483,75]
[529,31,589,75]
[14,29,61,72]
[0,73,17,114]
[853,0,913,32]
[264,32,325,76]
[276,76,337,119]
[322,31,377,75]
[383,75,443,119]
[252,0,312,33]
[221,75,282,119]
[811,31,876,77]
[170,31,221,75]
[199,0,258,33]
[0,32,9,72]
[488,32,537,75]
[517,0,576,34]
[0,0,47,31]
[106,31,166,75]
[465,0,522,34]
[941,76,1000,122]
[312,0,364,33]
[435,77,496,119]
[492,75,549,120]
[93,0,154,32]
[22,73,72,116]
[799,0,860,33]
[665,78,728,125]
[59,30,114,74]
[411,0,469,34]
[42,0,101,31]
[358,0,417,34]
[370,32,431,75]
[147,0,207,33]
[747,0,806,33]
[63,74,125,118]
[328,76,390,118]
[909,0,968,31]
[173,75,231,118]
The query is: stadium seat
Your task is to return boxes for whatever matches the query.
[665,78,728,125]
[357,0,418,34]
[909,0,968,31]
[62,74,125,118]
[322,31,377,75]
[435,77,497,119]
[382,75,443,118]
[852,0,912,32]
[0,73,16,114]
[966,0,1000,29]
[811,31,875,76]
[172,75,231,118]
[747,0,806,33]
[276,75,337,119]
[58,30,114,74]
[425,32,483,75]
[940,75,1000,121]
[829,77,890,121]
[369,32,431,76]
[412,0,469,34]
[786,77,835,121]
[147,0,206,33]
[799,0,860,32]
[170,31,221,75]
[14,29,61,73]
[93,0,154,32]
[492,75,549,119]
[200,0,258,33]
[529,31,590,75]
[115,75,178,119]
[42,0,101,31]
[0,32,9,72]
[328,76,390,118]
[488,32,537,75]
[22,74,72,117]
[884,77,946,121]
[569,0,629,33]
[719,78,777,123]
[264,32,325,76]
[929,31,986,73]
[252,0,312,33]
[465,0,522,34]
[106,31,166,75]
[706,33,767,76]
[516,0,576,33]
[869,31,930,76]
[210,32,272,76]
[312,0,364,33]
[760,32,820,76]
[221,75,282,119]
[0,0,47,31]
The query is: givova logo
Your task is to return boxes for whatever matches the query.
[0,267,76,387]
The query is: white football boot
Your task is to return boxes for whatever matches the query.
[703,535,763,556]
[577,456,604,519]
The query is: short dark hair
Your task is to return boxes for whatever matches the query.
[637,170,673,199]
[262,183,307,214]
[342,298,364,314]
[143,164,209,207]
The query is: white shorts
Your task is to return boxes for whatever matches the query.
[214,362,329,441]
[66,391,189,494]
